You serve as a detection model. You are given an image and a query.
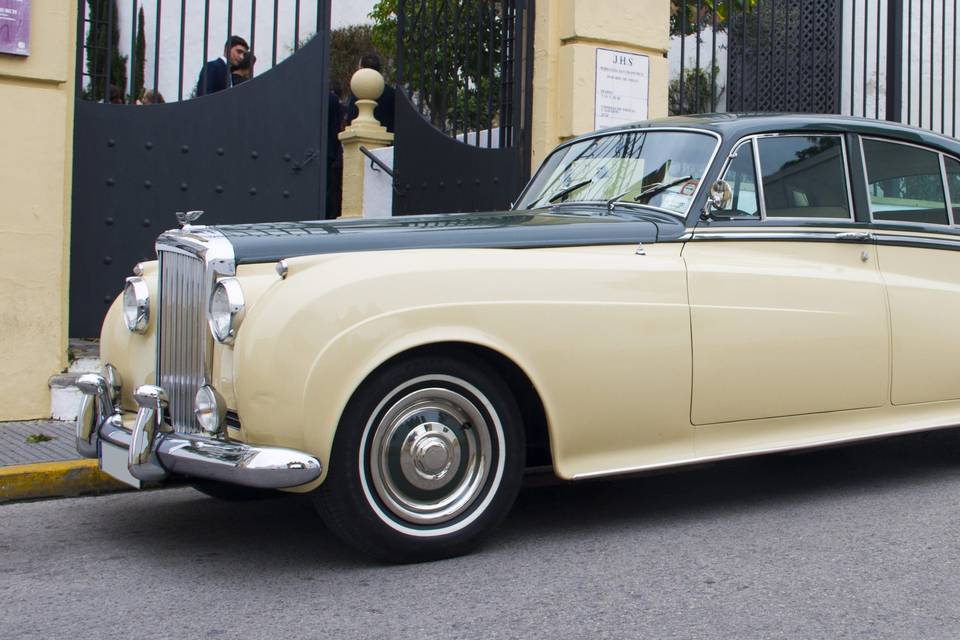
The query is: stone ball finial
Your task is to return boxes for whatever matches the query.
[350,68,385,102]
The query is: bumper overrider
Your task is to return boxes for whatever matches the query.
[75,373,322,489]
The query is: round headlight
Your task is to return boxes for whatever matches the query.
[208,277,245,344]
[194,385,226,435]
[122,277,150,333]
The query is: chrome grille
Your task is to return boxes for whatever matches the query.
[158,249,207,433]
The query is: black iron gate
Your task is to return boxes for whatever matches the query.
[392,0,535,215]
[70,1,332,337]
[671,0,960,137]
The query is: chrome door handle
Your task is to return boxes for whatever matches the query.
[835,231,873,242]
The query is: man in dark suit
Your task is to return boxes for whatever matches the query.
[346,53,395,133]
[195,35,249,97]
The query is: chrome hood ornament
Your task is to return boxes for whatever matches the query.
[175,210,205,226]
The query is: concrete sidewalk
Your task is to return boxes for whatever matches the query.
[0,420,128,502]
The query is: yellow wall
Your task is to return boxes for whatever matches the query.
[531,0,670,169]
[0,2,77,420]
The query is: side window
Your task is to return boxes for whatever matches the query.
[944,157,960,223]
[862,139,949,225]
[756,136,850,219]
[720,141,760,217]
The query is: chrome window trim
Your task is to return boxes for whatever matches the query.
[939,153,955,226]
[859,135,953,229]
[944,155,960,225]
[513,127,723,219]
[712,133,856,224]
[752,138,768,220]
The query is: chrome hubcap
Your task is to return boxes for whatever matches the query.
[368,386,493,526]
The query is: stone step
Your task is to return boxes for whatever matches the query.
[50,340,102,421]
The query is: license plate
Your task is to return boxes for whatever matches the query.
[99,441,142,489]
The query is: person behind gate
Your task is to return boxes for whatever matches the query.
[196,35,249,97]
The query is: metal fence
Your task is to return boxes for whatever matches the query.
[670,0,960,137]
[395,0,531,149]
[77,0,327,103]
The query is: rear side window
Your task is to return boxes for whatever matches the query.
[862,139,949,225]
[756,136,851,219]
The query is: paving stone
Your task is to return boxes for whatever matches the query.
[0,421,80,467]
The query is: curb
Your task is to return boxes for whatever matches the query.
[0,459,131,503]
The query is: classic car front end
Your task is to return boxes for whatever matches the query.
[78,114,960,562]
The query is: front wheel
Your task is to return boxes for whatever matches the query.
[314,354,525,562]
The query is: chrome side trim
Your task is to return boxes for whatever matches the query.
[572,420,960,481]
[873,233,960,252]
[689,230,866,243]
[691,228,960,251]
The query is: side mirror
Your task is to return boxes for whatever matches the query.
[708,180,732,210]
[701,180,733,222]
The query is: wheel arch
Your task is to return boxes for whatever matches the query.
[349,341,554,471]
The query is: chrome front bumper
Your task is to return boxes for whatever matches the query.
[75,373,322,489]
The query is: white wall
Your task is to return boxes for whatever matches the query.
[83,0,375,101]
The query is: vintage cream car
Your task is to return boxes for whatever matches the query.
[78,114,960,562]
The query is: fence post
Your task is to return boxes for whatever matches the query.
[886,0,904,122]
[339,69,394,218]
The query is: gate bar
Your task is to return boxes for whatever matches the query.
[104,0,115,102]
[129,0,137,100]
[886,0,904,123]
[294,0,300,51]
[178,0,185,100]
[202,0,210,95]
[272,0,279,67]
[153,0,161,95]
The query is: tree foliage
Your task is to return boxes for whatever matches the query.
[670,0,758,36]
[368,0,506,136]
[329,24,388,99]
[83,0,128,101]
[669,66,724,115]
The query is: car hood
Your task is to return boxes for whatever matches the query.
[212,209,685,264]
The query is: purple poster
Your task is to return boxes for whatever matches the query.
[0,0,29,57]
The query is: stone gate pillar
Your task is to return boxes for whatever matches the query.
[529,0,670,170]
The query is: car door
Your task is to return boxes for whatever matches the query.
[684,133,889,425]
[862,137,960,405]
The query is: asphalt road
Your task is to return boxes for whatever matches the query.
[4,428,960,640]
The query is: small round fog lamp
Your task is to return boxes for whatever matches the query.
[194,385,226,435]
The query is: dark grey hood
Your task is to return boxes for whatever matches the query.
[214,209,685,264]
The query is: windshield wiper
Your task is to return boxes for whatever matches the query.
[547,179,593,203]
[633,175,693,202]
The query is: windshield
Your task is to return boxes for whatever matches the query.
[515,130,718,215]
